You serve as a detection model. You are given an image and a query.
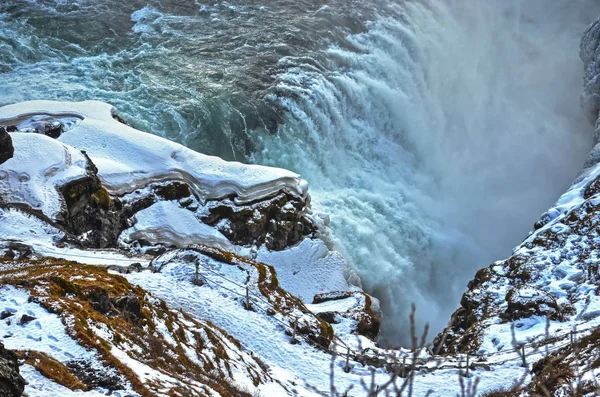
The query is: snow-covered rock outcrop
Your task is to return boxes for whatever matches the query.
[0,101,316,251]
[0,100,387,396]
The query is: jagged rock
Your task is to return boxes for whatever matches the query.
[316,311,340,324]
[154,182,191,201]
[0,127,14,165]
[502,287,561,322]
[112,294,142,320]
[58,153,129,248]
[0,343,25,397]
[201,192,316,250]
[18,314,36,325]
[66,360,124,391]
[5,243,33,260]
[106,262,144,274]
[42,121,63,138]
[312,291,381,340]
[84,286,112,314]
[0,311,14,320]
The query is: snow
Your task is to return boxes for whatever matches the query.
[21,365,118,397]
[0,286,92,363]
[0,208,64,246]
[0,286,138,396]
[0,133,89,220]
[0,207,152,268]
[2,97,600,394]
[122,249,541,396]
[0,100,309,204]
[255,238,358,302]
[119,200,232,250]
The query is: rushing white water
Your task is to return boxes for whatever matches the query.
[254,0,600,343]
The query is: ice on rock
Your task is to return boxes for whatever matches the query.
[120,201,232,249]
[0,100,309,205]
[0,133,89,220]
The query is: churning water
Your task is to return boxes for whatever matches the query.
[1,0,599,344]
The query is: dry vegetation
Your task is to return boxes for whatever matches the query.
[0,255,270,396]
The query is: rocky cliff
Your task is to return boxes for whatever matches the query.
[432,15,600,396]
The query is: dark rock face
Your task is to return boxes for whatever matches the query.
[312,291,381,340]
[66,360,124,391]
[0,127,14,165]
[0,311,14,320]
[0,343,25,397]
[106,263,143,275]
[502,287,561,322]
[18,314,36,326]
[112,294,142,321]
[42,121,63,139]
[84,286,112,314]
[202,192,316,250]
[58,153,129,248]
[316,311,340,324]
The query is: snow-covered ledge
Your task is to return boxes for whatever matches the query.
[0,100,308,203]
[0,100,374,338]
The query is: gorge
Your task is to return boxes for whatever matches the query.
[2,1,600,395]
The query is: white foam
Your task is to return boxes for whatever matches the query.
[254,0,600,342]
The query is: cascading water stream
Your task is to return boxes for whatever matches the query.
[0,0,599,344]
[254,0,600,342]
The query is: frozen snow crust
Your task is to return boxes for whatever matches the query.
[0,100,308,203]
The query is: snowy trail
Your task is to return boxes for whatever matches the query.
[122,261,553,396]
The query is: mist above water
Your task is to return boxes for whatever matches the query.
[254,0,600,343]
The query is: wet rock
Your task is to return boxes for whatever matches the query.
[112,294,142,320]
[18,314,36,326]
[0,343,25,397]
[112,112,129,126]
[0,127,14,165]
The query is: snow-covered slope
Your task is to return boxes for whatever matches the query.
[0,100,388,396]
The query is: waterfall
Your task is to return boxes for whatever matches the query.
[254,0,599,343]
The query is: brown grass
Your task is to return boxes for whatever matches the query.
[0,257,266,397]
[16,350,88,391]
